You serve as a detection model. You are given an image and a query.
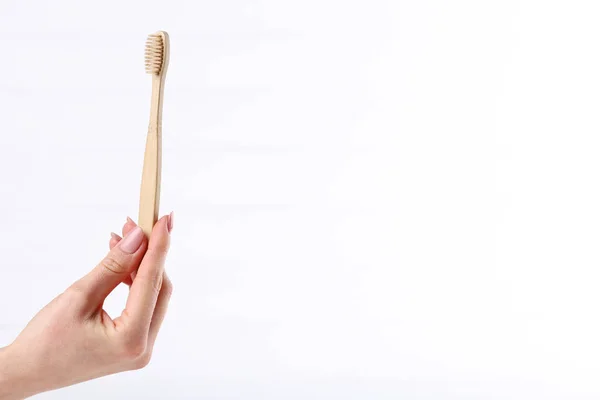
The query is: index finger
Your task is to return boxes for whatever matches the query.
[121,214,171,335]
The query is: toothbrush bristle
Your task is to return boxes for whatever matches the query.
[144,33,164,75]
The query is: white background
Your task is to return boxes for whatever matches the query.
[1,0,600,398]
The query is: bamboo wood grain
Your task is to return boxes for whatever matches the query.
[139,31,170,237]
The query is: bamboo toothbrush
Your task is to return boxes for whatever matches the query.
[138,31,170,237]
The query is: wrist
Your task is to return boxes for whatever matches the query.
[0,345,36,400]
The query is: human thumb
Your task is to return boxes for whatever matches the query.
[72,226,147,313]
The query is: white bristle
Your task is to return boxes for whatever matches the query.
[145,33,164,75]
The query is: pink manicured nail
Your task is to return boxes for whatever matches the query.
[126,216,136,225]
[110,232,122,241]
[167,211,174,233]
[119,226,144,254]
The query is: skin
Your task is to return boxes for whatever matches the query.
[0,215,173,400]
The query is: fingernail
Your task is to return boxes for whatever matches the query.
[167,211,174,233]
[119,226,144,254]
[110,232,122,241]
[126,216,136,225]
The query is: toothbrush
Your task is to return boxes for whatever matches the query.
[139,31,170,237]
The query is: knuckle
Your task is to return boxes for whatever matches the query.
[118,335,147,360]
[64,285,87,302]
[163,277,174,297]
[101,256,127,275]
[59,286,89,311]
[148,242,170,257]
[151,273,164,295]
[132,353,152,370]
[139,271,164,295]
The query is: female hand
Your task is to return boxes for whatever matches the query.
[0,214,173,400]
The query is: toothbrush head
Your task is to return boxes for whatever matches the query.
[145,31,169,75]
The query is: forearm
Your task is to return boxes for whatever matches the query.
[0,346,35,400]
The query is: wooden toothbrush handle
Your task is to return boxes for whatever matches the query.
[138,76,163,238]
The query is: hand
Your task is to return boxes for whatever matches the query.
[0,215,174,400]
